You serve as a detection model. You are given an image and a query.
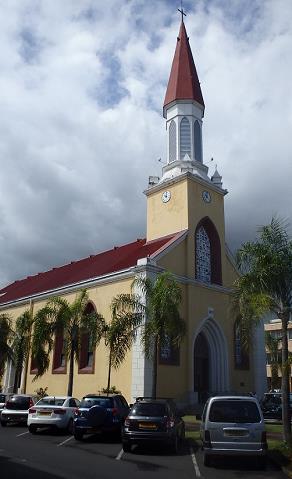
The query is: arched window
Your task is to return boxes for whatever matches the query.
[79,303,96,373]
[169,120,176,163]
[234,320,249,370]
[195,217,222,285]
[195,226,211,283]
[180,117,191,160]
[53,328,66,372]
[194,120,202,162]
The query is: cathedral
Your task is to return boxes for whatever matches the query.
[0,18,266,405]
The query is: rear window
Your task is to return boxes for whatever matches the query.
[80,397,113,409]
[131,403,168,417]
[36,398,65,406]
[209,400,261,423]
[6,396,31,409]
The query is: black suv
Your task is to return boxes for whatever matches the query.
[74,394,129,440]
[122,397,185,453]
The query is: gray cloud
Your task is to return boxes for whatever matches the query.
[0,0,291,287]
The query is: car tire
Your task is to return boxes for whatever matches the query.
[171,435,179,454]
[87,405,107,428]
[74,430,84,441]
[0,420,7,427]
[122,441,131,453]
[257,456,266,470]
[28,425,37,434]
[67,418,74,435]
[203,453,212,467]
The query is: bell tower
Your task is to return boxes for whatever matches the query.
[145,18,227,244]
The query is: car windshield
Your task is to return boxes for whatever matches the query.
[80,397,113,408]
[36,398,66,406]
[131,403,168,417]
[209,400,261,423]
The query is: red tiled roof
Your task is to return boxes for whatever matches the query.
[0,233,178,305]
[163,21,204,116]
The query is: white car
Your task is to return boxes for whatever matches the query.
[27,396,80,434]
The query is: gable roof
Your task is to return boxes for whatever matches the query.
[0,233,180,305]
[163,21,204,117]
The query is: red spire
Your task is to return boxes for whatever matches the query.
[163,21,204,117]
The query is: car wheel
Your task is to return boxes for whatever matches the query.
[122,441,131,453]
[67,419,74,435]
[257,456,266,470]
[28,425,37,434]
[171,435,179,454]
[0,420,7,427]
[203,453,212,467]
[74,430,84,441]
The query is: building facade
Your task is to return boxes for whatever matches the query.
[265,319,292,391]
[0,19,266,405]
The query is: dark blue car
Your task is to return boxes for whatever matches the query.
[74,394,129,440]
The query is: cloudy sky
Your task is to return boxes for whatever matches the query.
[0,0,291,288]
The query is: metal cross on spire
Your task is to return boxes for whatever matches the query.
[178,1,186,22]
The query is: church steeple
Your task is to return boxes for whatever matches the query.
[163,21,204,118]
[160,19,208,182]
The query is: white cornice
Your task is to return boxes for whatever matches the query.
[144,171,227,197]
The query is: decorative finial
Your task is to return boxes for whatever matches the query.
[178,1,186,22]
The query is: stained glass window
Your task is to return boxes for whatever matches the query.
[195,226,211,283]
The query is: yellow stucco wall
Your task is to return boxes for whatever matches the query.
[2,277,134,403]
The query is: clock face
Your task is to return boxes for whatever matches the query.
[202,190,211,203]
[162,190,171,203]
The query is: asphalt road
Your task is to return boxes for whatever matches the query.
[0,424,287,479]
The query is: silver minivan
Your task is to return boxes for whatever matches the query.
[199,395,267,467]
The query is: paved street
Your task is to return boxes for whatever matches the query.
[0,425,287,479]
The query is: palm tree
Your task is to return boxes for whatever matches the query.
[12,310,34,393]
[32,290,105,396]
[235,217,292,443]
[0,313,13,386]
[265,332,281,391]
[104,295,144,393]
[116,271,186,398]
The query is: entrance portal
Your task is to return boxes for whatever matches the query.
[193,317,230,403]
[194,332,209,404]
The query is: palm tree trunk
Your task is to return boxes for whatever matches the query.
[67,342,74,397]
[106,349,112,395]
[151,336,158,399]
[281,314,291,443]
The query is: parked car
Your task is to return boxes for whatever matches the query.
[0,394,38,426]
[199,395,267,467]
[122,397,185,453]
[27,396,80,433]
[74,394,129,440]
[260,392,292,420]
[0,394,10,413]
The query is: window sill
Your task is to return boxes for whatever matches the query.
[52,367,67,374]
[78,366,94,374]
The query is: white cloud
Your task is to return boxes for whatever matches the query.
[0,0,291,287]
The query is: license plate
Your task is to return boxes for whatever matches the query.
[224,429,248,437]
[138,422,157,430]
[38,411,51,416]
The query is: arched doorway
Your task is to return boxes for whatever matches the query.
[194,332,209,404]
[193,317,229,403]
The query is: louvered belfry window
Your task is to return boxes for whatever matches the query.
[169,120,176,163]
[195,226,211,283]
[194,120,202,162]
[180,117,191,160]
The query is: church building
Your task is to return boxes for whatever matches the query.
[0,19,266,405]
